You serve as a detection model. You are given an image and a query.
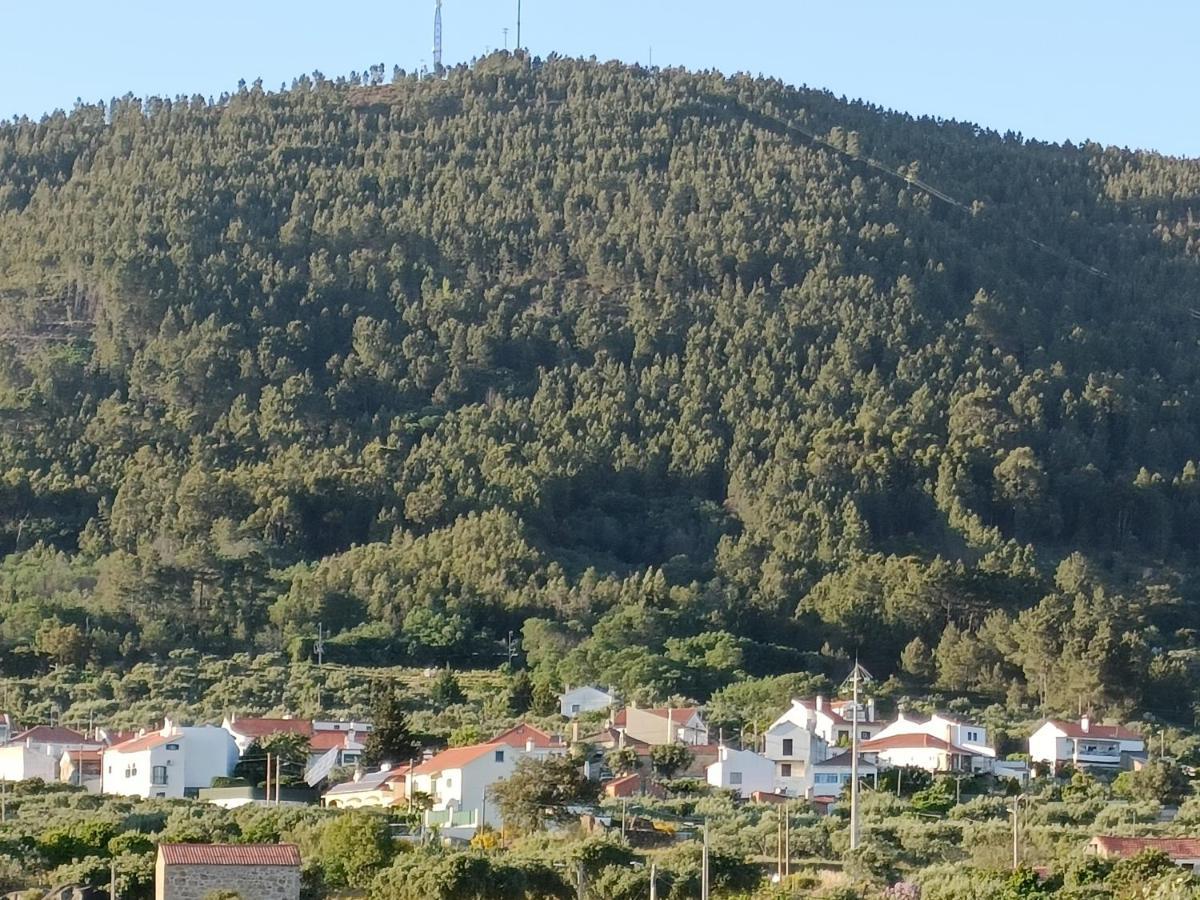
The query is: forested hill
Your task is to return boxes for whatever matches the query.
[3,53,1200,719]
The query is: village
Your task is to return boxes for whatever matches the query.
[2,666,1196,899]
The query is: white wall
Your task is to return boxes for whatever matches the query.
[0,746,58,782]
[706,748,774,799]
[180,726,238,791]
[559,688,613,718]
[1028,725,1065,764]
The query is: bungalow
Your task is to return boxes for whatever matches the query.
[491,723,568,759]
[772,696,883,748]
[764,711,829,797]
[810,751,878,800]
[409,742,520,833]
[1088,836,1200,872]
[872,712,996,772]
[559,686,617,719]
[1028,717,1146,771]
[103,721,238,799]
[859,732,974,772]
[706,746,775,799]
[612,707,710,746]
[322,765,407,809]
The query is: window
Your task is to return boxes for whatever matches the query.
[494,750,505,763]
[155,792,166,798]
[780,763,792,777]
[124,765,137,778]
[730,772,743,785]
[165,743,180,751]
[861,730,870,740]
[152,766,168,786]
[571,704,581,713]
[967,731,978,742]
[782,738,794,756]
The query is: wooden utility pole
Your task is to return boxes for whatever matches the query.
[576,859,586,900]
[265,753,272,805]
[784,801,791,877]
[1011,796,1024,870]
[110,857,118,899]
[649,862,657,900]
[276,756,282,805]
[701,820,710,900]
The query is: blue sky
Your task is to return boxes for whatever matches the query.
[4,1,1196,157]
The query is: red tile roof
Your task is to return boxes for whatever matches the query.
[158,843,301,867]
[227,718,314,739]
[1091,836,1200,860]
[860,733,971,754]
[107,732,176,753]
[64,749,103,762]
[611,707,702,726]
[1047,719,1142,741]
[309,730,363,751]
[411,743,507,775]
[491,723,564,749]
[9,726,95,746]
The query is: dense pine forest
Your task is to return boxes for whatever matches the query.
[3,53,1200,722]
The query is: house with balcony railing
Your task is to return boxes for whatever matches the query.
[1028,717,1146,772]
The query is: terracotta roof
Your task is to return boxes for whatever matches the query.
[227,718,314,739]
[64,749,103,762]
[309,730,364,752]
[1091,836,1200,860]
[158,844,301,867]
[580,727,651,749]
[491,723,564,749]
[1047,719,1142,741]
[860,733,972,755]
[9,726,95,746]
[612,707,702,726]
[411,743,507,775]
[107,731,177,753]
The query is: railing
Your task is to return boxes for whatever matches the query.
[425,808,479,828]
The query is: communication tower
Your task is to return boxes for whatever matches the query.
[433,0,444,75]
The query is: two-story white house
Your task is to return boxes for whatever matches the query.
[1029,717,1145,771]
[706,746,775,799]
[559,686,616,719]
[871,712,997,772]
[103,721,238,799]
[763,712,828,797]
[774,697,884,749]
[410,742,523,837]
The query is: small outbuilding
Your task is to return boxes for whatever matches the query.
[155,843,301,900]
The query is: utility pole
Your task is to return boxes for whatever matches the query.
[276,756,282,805]
[265,753,272,805]
[576,859,586,900]
[621,799,628,839]
[784,801,791,877]
[315,623,325,667]
[849,660,861,850]
[516,0,522,50]
[649,862,657,900]
[1,779,6,823]
[701,819,710,900]
[110,857,118,900]
[1011,796,1023,870]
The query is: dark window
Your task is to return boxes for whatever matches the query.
[494,750,505,763]
[152,766,168,785]
[782,739,793,756]
[780,763,792,777]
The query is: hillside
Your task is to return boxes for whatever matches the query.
[2,53,1200,718]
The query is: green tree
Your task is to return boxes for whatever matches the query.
[318,811,395,888]
[649,743,692,780]
[489,756,600,833]
[362,685,419,768]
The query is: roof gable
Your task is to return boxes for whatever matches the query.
[411,743,507,775]
[491,723,563,749]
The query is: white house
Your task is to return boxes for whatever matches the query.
[6,726,103,759]
[872,712,996,772]
[859,732,974,772]
[706,746,775,799]
[763,714,828,797]
[222,715,371,768]
[810,751,877,799]
[0,744,59,782]
[773,696,883,748]
[490,723,568,760]
[1028,717,1145,771]
[559,686,616,719]
[103,721,238,799]
[409,742,521,835]
[612,707,710,746]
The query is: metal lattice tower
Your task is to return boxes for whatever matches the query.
[433,0,443,74]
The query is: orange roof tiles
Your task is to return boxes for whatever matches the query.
[491,723,564,749]
[411,743,506,775]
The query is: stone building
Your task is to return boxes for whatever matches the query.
[155,843,301,900]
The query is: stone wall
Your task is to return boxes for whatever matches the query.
[155,863,300,900]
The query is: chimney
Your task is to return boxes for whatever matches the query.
[1080,715,1090,734]
[666,708,674,744]
[816,695,825,712]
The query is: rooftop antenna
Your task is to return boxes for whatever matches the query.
[433,0,444,75]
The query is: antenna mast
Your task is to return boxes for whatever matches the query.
[433,0,444,75]
[516,0,522,50]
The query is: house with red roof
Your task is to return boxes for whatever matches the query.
[221,715,371,769]
[870,711,998,773]
[103,719,238,799]
[409,742,521,834]
[859,732,976,773]
[1088,836,1200,872]
[491,723,568,759]
[156,843,301,899]
[1029,717,1146,771]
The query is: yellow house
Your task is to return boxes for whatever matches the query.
[321,765,407,808]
